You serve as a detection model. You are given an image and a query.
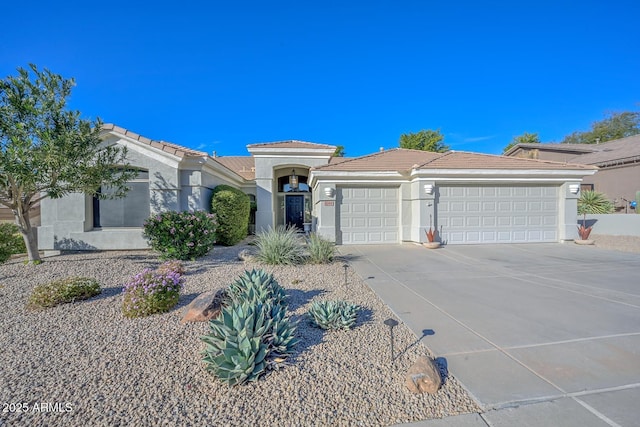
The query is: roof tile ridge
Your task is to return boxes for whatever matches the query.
[103,122,208,157]
[315,148,400,169]
[415,151,451,167]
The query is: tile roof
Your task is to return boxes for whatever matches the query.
[102,123,208,158]
[213,156,256,180]
[314,149,442,171]
[512,143,596,153]
[567,134,640,165]
[247,140,336,150]
[314,149,596,172]
[421,151,595,170]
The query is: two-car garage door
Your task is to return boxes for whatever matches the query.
[336,184,559,245]
[438,185,559,244]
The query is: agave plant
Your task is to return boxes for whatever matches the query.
[201,269,299,385]
[201,302,272,385]
[227,269,287,308]
[266,304,299,362]
[577,190,614,239]
[308,300,359,330]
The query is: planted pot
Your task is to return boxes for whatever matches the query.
[422,242,441,249]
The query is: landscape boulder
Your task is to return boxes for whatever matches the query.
[180,289,226,324]
[405,356,442,394]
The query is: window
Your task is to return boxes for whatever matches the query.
[93,169,150,227]
[277,175,310,192]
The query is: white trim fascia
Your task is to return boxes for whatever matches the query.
[309,171,404,186]
[251,153,333,159]
[248,147,336,156]
[425,177,584,184]
[410,168,597,178]
[101,133,183,167]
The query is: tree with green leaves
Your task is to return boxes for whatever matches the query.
[561,111,640,144]
[502,132,541,153]
[0,64,135,263]
[399,129,449,152]
[333,145,345,157]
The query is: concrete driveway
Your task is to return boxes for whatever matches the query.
[340,243,640,427]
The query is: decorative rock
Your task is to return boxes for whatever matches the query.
[180,289,226,324]
[405,356,442,394]
[238,249,254,261]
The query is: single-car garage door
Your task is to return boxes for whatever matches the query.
[438,185,558,244]
[338,187,399,244]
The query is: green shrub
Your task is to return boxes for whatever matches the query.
[201,269,298,386]
[27,277,101,309]
[306,233,335,264]
[308,300,359,330]
[211,185,250,246]
[122,268,184,318]
[0,223,27,264]
[254,226,304,265]
[143,210,216,260]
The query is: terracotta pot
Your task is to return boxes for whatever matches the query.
[574,239,595,245]
[422,242,441,249]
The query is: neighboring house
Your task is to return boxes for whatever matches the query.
[0,204,40,226]
[38,124,596,251]
[505,135,640,209]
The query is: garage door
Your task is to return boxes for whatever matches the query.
[338,187,399,244]
[437,185,558,244]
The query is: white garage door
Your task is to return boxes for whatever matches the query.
[438,185,558,244]
[338,187,399,244]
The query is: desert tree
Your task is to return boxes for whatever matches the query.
[0,64,136,263]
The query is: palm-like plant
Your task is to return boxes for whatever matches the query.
[577,190,614,240]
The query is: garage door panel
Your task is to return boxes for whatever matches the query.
[483,217,496,226]
[339,187,399,244]
[438,185,558,244]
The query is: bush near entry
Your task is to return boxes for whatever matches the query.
[211,185,250,246]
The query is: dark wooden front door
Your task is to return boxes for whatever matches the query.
[285,195,304,229]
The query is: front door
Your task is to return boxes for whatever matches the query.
[285,195,304,229]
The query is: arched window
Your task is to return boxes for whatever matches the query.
[277,175,310,192]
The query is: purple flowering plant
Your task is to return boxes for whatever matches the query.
[143,210,216,260]
[122,267,185,318]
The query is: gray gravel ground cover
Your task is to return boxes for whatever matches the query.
[0,243,479,427]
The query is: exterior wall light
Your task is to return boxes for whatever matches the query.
[324,187,335,198]
[423,184,434,195]
[569,184,580,194]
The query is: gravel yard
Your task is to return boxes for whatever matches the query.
[0,243,479,427]
[591,234,640,253]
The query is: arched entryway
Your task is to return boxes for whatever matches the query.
[275,168,312,231]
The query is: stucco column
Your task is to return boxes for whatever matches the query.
[559,182,580,241]
[315,184,337,242]
[255,178,274,232]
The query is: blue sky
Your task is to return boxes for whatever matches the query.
[1,1,638,157]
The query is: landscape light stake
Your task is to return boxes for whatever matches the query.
[343,263,349,287]
[383,318,399,366]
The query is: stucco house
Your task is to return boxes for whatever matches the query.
[504,134,640,210]
[37,124,597,251]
